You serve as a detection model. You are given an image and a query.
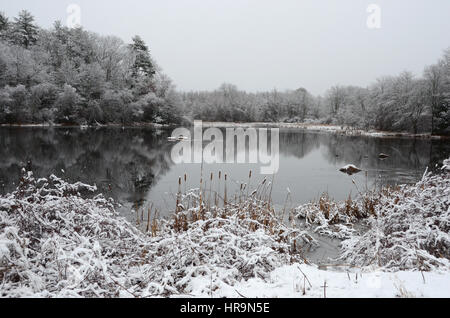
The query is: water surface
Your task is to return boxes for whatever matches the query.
[1,127,448,220]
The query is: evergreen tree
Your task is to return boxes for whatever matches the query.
[13,10,38,48]
[129,35,155,78]
[0,12,10,40]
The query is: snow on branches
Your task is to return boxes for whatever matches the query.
[0,170,308,297]
[296,159,450,272]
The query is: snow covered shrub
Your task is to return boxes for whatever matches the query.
[296,160,450,271]
[0,170,145,297]
[339,168,450,271]
[0,170,308,297]
[294,191,380,239]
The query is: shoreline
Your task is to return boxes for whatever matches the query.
[0,122,174,129]
[1,121,449,140]
[201,122,449,140]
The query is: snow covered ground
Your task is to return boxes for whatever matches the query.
[189,264,450,298]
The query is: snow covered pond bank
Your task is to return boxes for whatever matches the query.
[0,159,449,297]
[202,122,450,140]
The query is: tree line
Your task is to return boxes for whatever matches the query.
[183,52,450,135]
[0,10,185,125]
[0,10,449,135]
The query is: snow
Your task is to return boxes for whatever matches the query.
[187,264,450,298]
[0,170,308,297]
[1,160,449,298]
[443,158,450,171]
[340,164,358,170]
[339,164,362,175]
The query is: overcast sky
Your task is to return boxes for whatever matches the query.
[2,0,450,95]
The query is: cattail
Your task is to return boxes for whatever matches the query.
[208,172,213,210]
[146,208,151,232]
[217,170,222,207]
[176,176,182,214]
[247,170,252,198]
[224,174,228,207]
[135,202,141,226]
[152,208,159,236]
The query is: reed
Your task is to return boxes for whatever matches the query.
[224,173,228,207]
[208,172,213,211]
[167,171,306,259]
[146,206,151,233]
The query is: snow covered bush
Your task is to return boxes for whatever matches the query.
[339,168,450,271]
[294,191,378,239]
[0,170,145,297]
[0,170,308,297]
[296,160,450,271]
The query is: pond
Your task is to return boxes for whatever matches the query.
[0,126,449,221]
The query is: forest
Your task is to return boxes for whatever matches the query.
[0,10,449,135]
[183,54,450,135]
[0,10,185,126]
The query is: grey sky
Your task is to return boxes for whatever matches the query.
[2,0,449,95]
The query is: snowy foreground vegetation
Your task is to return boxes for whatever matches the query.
[0,160,449,298]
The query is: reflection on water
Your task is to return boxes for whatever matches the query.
[0,127,449,219]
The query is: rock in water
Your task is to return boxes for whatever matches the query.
[339,164,362,176]
[379,153,389,159]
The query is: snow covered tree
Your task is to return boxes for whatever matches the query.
[424,49,450,135]
[283,88,314,122]
[406,80,429,134]
[55,84,82,123]
[12,10,38,48]
[76,62,106,100]
[95,35,128,84]
[326,85,346,116]
[1,85,30,123]
[0,12,10,40]
[129,35,155,78]
[366,76,396,131]
[424,64,444,135]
